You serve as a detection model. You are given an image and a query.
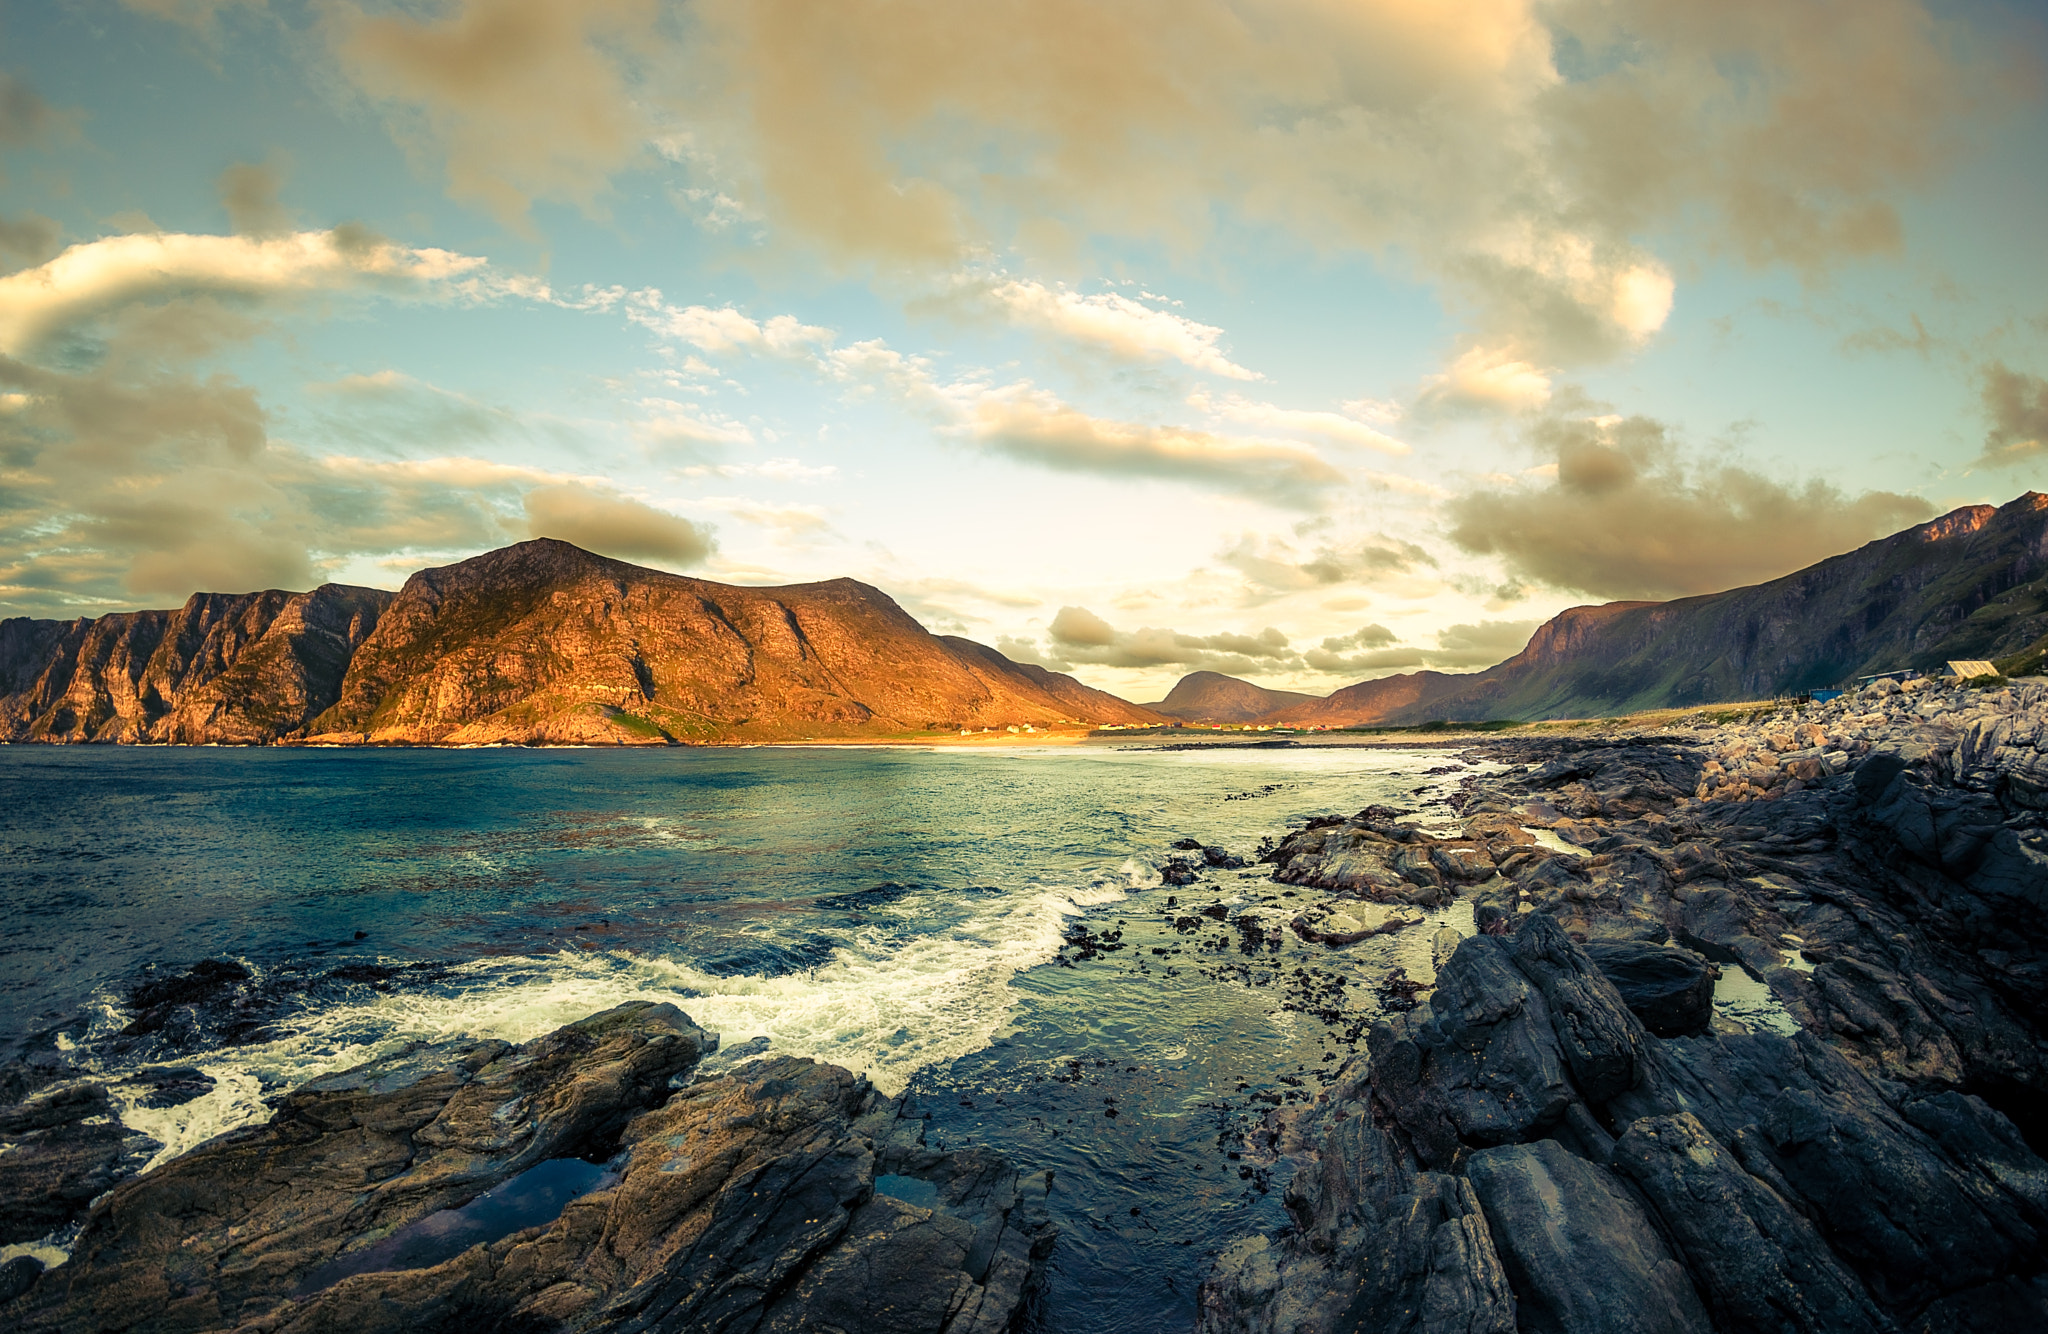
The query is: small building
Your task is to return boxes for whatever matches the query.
[1946,660,1999,679]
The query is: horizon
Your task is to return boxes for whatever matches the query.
[3,3,2046,700]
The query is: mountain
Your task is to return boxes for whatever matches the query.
[0,585,394,743]
[0,539,1162,744]
[1268,492,2048,727]
[1143,671,1319,724]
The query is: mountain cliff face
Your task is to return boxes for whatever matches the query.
[1271,492,2048,726]
[1144,671,1318,723]
[0,539,1159,745]
[0,585,393,742]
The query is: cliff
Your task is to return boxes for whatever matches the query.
[0,585,393,743]
[0,540,1163,744]
[1271,492,2048,725]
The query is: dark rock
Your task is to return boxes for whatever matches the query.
[14,1002,708,1332]
[8,1011,1050,1334]
[1465,1137,1711,1334]
[1197,1061,1515,1334]
[1611,1113,1889,1333]
[0,1080,159,1246]
[1161,857,1200,886]
[1202,845,1244,868]
[0,1256,42,1305]
[1584,940,1716,1037]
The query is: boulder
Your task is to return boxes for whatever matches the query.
[1584,940,1716,1037]
[1465,1138,1711,1334]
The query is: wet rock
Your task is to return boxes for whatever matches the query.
[1161,857,1201,886]
[13,1002,709,1332]
[7,1012,1050,1334]
[1584,940,1716,1037]
[1466,1137,1712,1334]
[118,959,254,1038]
[1197,1061,1515,1334]
[0,1079,159,1247]
[1288,901,1422,946]
[1263,816,1472,907]
[0,1257,42,1305]
[249,1058,1045,1334]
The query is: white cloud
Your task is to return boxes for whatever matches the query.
[983,279,1260,379]
[1192,391,1409,455]
[952,384,1342,508]
[0,228,487,355]
[1416,344,1554,415]
[638,397,758,448]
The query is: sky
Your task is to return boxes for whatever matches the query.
[2,0,2046,701]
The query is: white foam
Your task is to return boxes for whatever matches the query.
[83,871,1131,1175]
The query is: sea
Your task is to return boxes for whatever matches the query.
[0,741,1487,1331]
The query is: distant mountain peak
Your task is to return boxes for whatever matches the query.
[1146,670,1319,724]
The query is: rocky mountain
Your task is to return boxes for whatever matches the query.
[0,585,394,743]
[1272,491,2048,726]
[1143,670,1319,724]
[0,539,1161,744]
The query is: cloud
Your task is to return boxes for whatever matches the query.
[218,159,293,236]
[0,228,487,356]
[1296,617,1538,674]
[650,0,1990,363]
[0,212,60,274]
[1416,344,1554,416]
[305,370,522,450]
[982,279,1259,379]
[683,457,837,482]
[637,396,757,450]
[0,226,614,614]
[1218,532,1432,594]
[956,385,1343,507]
[0,74,54,147]
[692,497,831,538]
[522,484,714,567]
[335,0,660,230]
[622,289,1337,506]
[1034,604,1297,675]
[1444,409,1933,599]
[0,349,533,608]
[1431,618,1540,666]
[1193,392,1409,454]
[1976,362,2048,469]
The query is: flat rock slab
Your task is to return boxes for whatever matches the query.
[1290,901,1424,945]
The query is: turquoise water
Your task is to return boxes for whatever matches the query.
[0,743,1478,1330]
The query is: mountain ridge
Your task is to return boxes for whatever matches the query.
[1267,492,2048,727]
[0,540,1162,744]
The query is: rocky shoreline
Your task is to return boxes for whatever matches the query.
[1,1005,1052,1333]
[4,677,2044,1331]
[1201,677,2048,1332]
